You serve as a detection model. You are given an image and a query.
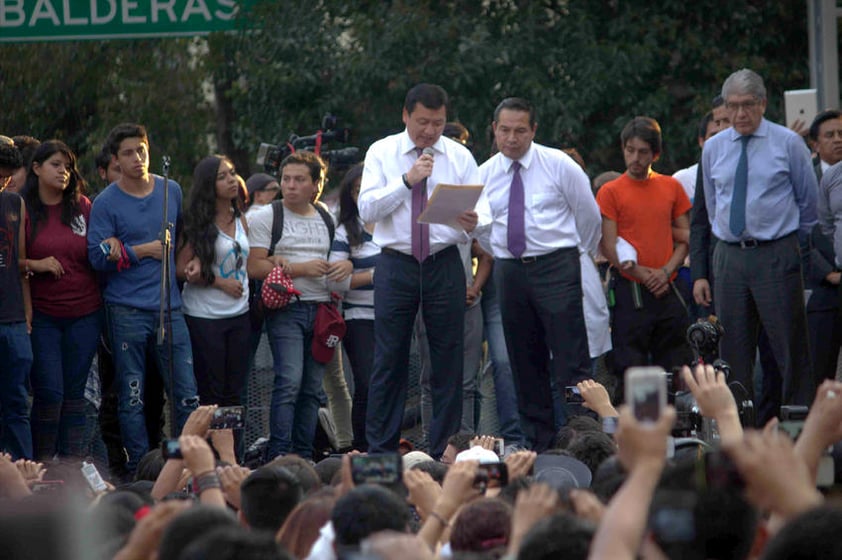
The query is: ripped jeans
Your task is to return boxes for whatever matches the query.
[106,304,198,472]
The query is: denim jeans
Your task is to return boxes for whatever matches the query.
[30,308,103,458]
[266,301,326,459]
[481,275,526,446]
[0,322,33,459]
[106,305,198,472]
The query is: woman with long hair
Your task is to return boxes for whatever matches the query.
[177,155,250,408]
[22,140,103,459]
[329,163,379,450]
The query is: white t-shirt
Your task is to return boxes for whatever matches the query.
[182,218,250,319]
[672,163,698,205]
[248,204,333,302]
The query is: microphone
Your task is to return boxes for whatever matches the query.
[422,147,435,158]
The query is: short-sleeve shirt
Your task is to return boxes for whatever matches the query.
[248,204,332,302]
[597,172,692,282]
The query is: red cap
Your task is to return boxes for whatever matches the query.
[311,302,346,363]
[261,266,301,309]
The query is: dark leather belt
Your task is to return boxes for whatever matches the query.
[500,246,577,264]
[381,245,457,263]
[722,236,788,249]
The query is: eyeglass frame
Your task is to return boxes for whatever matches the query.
[724,98,763,113]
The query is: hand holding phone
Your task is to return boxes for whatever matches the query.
[626,367,667,424]
[81,461,108,493]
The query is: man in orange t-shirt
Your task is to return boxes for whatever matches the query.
[596,116,694,400]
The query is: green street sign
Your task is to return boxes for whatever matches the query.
[0,0,245,42]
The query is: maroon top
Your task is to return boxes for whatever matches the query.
[26,196,102,317]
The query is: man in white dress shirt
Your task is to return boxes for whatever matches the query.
[358,83,479,458]
[473,97,601,451]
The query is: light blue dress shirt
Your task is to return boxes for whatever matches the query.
[701,118,817,243]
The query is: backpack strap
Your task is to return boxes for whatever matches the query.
[268,199,334,256]
[313,202,336,249]
[268,199,285,257]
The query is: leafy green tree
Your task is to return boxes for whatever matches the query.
[0,40,211,193]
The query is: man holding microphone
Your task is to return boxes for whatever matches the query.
[358,83,479,458]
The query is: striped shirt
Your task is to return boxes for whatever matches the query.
[330,218,380,321]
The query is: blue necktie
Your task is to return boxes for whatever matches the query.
[729,135,751,237]
[507,161,526,258]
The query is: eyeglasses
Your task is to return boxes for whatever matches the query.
[233,241,243,270]
[725,99,761,112]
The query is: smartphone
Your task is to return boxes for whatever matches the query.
[99,241,111,255]
[626,367,667,424]
[777,420,805,441]
[564,386,584,404]
[210,405,245,430]
[81,461,108,493]
[350,453,402,485]
[475,462,508,489]
[161,439,182,460]
[493,437,505,457]
[31,480,64,494]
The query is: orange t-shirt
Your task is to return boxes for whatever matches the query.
[596,172,691,282]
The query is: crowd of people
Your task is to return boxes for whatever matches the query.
[0,67,842,558]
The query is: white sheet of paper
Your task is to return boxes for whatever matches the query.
[417,183,484,228]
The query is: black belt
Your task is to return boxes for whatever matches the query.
[500,246,577,264]
[722,233,793,249]
[381,245,457,263]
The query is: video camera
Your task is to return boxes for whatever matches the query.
[669,316,755,441]
[256,114,361,178]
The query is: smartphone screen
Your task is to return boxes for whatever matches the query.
[211,406,245,430]
[626,367,666,424]
[475,462,509,489]
[564,386,584,404]
[161,439,182,460]
[350,453,402,485]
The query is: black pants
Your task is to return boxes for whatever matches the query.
[495,247,591,453]
[344,318,374,451]
[185,312,251,407]
[366,246,465,458]
[610,274,694,403]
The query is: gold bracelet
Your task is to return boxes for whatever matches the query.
[428,510,450,527]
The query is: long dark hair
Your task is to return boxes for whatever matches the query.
[337,163,365,248]
[183,155,241,285]
[21,140,86,241]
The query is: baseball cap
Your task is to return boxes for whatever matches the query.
[261,267,301,309]
[402,450,434,470]
[532,453,592,491]
[455,445,500,464]
[246,172,280,196]
[312,302,346,364]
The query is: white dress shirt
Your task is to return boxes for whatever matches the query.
[358,130,480,255]
[474,142,602,258]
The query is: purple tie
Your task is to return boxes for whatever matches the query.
[411,147,430,262]
[507,161,526,258]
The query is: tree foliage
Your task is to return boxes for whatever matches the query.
[0,39,212,192]
[0,0,814,192]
